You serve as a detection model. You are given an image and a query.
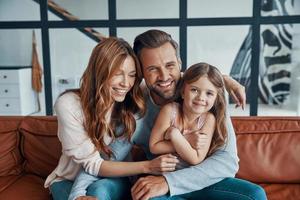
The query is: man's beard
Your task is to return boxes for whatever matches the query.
[149,82,177,101]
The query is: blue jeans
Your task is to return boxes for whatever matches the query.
[50,177,131,200]
[50,135,132,200]
[151,177,267,200]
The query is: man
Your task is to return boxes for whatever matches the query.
[131,29,267,200]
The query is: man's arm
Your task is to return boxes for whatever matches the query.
[223,75,246,110]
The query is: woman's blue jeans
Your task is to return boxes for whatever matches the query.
[50,177,131,200]
[50,135,132,200]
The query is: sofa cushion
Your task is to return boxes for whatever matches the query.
[0,174,50,200]
[0,117,23,176]
[261,183,300,200]
[0,175,22,193]
[19,117,61,178]
[233,117,300,183]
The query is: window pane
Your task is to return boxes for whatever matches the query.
[117,27,179,47]
[261,0,300,16]
[187,25,251,116]
[188,0,253,18]
[49,28,109,106]
[48,0,108,20]
[0,0,40,21]
[257,23,300,116]
[0,29,44,115]
[116,0,179,19]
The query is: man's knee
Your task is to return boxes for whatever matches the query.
[231,179,267,200]
[203,178,267,200]
[249,184,267,200]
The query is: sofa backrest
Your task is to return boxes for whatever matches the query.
[19,117,61,179]
[233,117,300,184]
[0,117,23,176]
[0,116,300,184]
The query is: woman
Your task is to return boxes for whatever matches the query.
[44,37,179,200]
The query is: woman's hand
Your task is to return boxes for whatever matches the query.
[144,154,179,175]
[76,196,97,200]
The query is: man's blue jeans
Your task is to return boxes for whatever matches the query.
[50,177,131,200]
[151,177,267,200]
[50,177,267,200]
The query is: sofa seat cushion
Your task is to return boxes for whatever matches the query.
[19,117,61,178]
[0,175,22,193]
[261,183,300,200]
[0,117,23,176]
[0,174,50,200]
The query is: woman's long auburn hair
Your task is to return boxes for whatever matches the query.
[78,37,145,156]
[180,62,227,156]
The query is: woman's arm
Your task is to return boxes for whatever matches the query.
[170,113,216,165]
[149,104,177,155]
[56,94,178,178]
[99,153,178,177]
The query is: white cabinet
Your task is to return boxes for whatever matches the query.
[0,68,37,115]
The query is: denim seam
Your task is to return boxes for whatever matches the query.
[210,187,256,200]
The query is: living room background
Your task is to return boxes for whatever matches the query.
[0,0,299,116]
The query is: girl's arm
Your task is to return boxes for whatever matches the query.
[170,113,216,165]
[149,104,177,155]
[68,169,98,200]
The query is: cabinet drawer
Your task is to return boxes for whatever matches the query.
[0,70,20,83]
[0,98,20,114]
[0,85,20,98]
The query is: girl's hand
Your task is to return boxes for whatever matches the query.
[76,196,97,200]
[183,131,208,150]
[145,154,179,175]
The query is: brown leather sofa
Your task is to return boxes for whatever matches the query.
[0,116,299,200]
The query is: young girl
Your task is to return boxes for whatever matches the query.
[45,37,179,200]
[149,62,228,169]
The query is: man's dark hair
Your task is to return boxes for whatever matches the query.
[133,29,180,60]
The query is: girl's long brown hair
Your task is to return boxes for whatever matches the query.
[77,37,145,156]
[181,62,227,156]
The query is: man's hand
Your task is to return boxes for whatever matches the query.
[223,75,246,110]
[75,196,97,200]
[131,175,169,200]
[183,131,208,150]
